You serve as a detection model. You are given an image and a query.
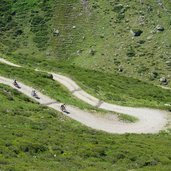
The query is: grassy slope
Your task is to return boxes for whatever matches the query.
[73,0,171,86]
[46,63,171,109]
[2,60,171,109]
[1,0,171,108]
[0,63,97,111]
[0,63,139,122]
[0,85,171,171]
[0,1,171,170]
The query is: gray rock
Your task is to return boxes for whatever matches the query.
[160,77,168,85]
[53,29,60,36]
[77,50,80,54]
[89,49,96,56]
[150,29,156,34]
[130,29,143,36]
[47,74,53,80]
[166,61,171,66]
[100,34,104,38]
[164,103,171,106]
[147,35,153,40]
[156,25,164,31]
[118,65,123,72]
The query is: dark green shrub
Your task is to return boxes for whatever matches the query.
[31,16,45,26]
[126,46,135,57]
[20,142,47,154]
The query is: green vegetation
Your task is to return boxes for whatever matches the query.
[118,113,138,123]
[0,63,95,111]
[1,0,171,109]
[0,0,171,170]
[1,0,171,86]
[51,64,171,109]
[4,57,171,109]
[0,85,171,171]
[0,62,139,123]
[72,0,171,86]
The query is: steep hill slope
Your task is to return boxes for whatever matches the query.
[1,0,171,86]
[1,1,171,170]
[73,0,171,85]
[0,84,171,171]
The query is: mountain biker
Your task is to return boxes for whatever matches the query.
[60,104,66,112]
[13,79,20,88]
[31,90,37,97]
[13,79,17,85]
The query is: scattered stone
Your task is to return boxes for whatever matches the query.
[156,25,164,31]
[147,35,153,40]
[138,52,145,57]
[164,103,171,106]
[147,5,153,12]
[46,52,50,56]
[118,65,123,72]
[89,49,96,56]
[160,77,168,85]
[150,29,156,34]
[53,29,60,36]
[77,50,81,55]
[100,34,104,38]
[47,74,53,80]
[166,61,171,66]
[130,29,143,36]
[157,0,169,12]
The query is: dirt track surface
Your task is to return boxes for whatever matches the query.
[0,58,170,134]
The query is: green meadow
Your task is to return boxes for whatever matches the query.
[0,0,171,170]
[0,85,171,171]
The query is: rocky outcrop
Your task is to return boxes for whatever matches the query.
[130,29,143,36]
[53,29,60,36]
[156,25,164,32]
[160,77,168,85]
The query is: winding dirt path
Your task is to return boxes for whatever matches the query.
[0,58,170,134]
